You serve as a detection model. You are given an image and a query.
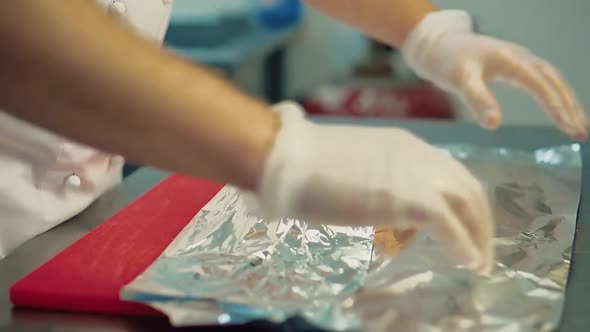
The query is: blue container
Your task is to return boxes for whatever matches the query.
[165,1,251,47]
[254,0,302,30]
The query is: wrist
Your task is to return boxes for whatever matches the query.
[240,101,314,218]
[397,4,438,46]
[235,104,282,191]
[401,10,473,72]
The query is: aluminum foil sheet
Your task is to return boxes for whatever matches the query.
[122,144,582,332]
[121,185,374,329]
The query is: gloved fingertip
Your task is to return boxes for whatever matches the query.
[478,253,495,276]
[478,263,493,276]
[481,110,502,130]
[574,129,588,142]
[575,116,589,140]
[560,121,586,142]
[456,246,483,272]
[467,259,486,274]
[583,112,590,127]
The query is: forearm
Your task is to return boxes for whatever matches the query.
[0,1,279,190]
[305,0,437,47]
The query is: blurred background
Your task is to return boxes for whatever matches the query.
[164,0,590,126]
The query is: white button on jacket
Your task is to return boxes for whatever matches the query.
[0,0,174,259]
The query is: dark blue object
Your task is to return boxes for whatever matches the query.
[123,164,140,177]
[254,0,302,30]
[164,16,249,48]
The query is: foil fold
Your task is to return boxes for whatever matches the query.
[122,144,582,331]
[122,185,373,329]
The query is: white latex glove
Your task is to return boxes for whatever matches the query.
[243,102,494,274]
[402,10,588,141]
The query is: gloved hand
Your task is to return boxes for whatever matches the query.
[243,102,494,274]
[402,10,587,141]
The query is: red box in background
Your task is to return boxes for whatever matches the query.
[302,84,454,120]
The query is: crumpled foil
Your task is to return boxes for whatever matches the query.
[121,186,374,329]
[122,144,582,332]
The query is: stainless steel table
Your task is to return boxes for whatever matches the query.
[1,120,588,331]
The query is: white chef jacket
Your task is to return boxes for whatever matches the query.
[0,0,174,259]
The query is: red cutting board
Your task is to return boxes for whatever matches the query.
[10,174,224,316]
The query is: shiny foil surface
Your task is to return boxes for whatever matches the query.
[122,144,582,331]
[121,185,374,329]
